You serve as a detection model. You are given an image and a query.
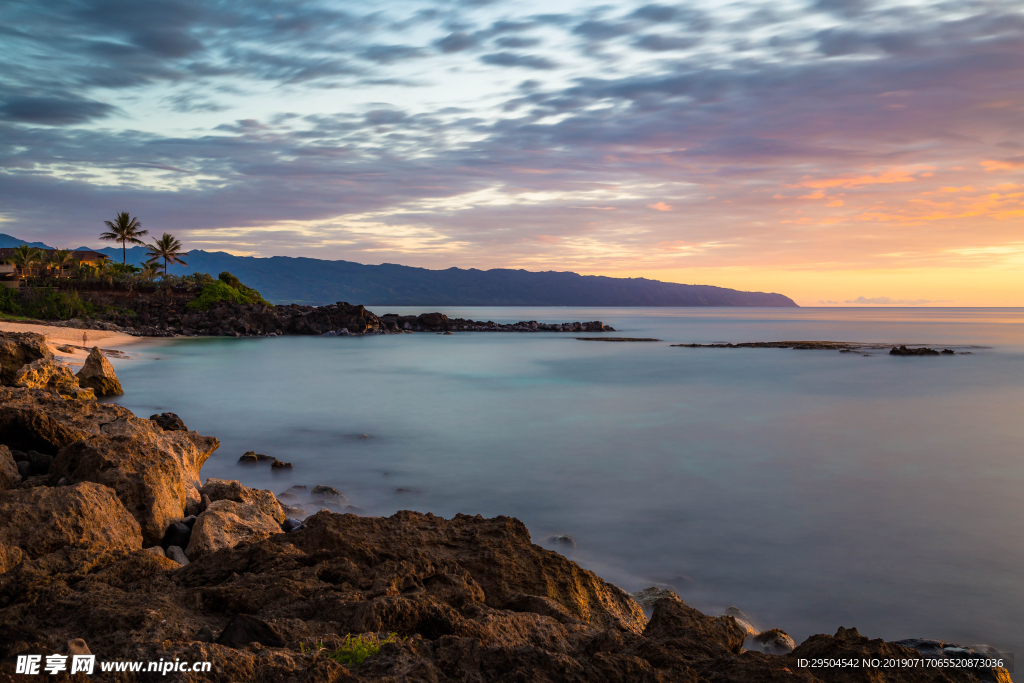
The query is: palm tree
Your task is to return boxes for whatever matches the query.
[141,260,162,278]
[48,249,74,277]
[91,258,114,286]
[10,244,40,280]
[146,233,188,275]
[100,212,148,264]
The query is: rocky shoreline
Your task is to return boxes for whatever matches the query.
[0,331,1012,682]
[41,293,614,338]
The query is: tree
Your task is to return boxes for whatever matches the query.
[10,244,40,280]
[100,212,148,264]
[146,233,188,275]
[48,249,74,277]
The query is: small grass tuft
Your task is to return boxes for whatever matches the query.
[326,633,403,666]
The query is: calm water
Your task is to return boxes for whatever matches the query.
[110,307,1024,654]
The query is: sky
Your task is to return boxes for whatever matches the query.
[1,0,1022,306]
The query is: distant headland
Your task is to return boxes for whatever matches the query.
[0,234,797,308]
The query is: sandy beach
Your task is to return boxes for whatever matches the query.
[0,320,147,365]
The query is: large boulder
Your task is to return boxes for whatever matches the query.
[199,478,285,524]
[50,419,220,546]
[0,331,52,385]
[0,387,130,453]
[0,482,143,559]
[185,499,283,559]
[0,445,19,490]
[0,542,24,573]
[75,347,124,396]
[642,597,746,655]
[12,357,95,399]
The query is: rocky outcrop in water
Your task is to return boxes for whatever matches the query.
[74,346,124,396]
[0,387,1010,682]
[0,331,106,399]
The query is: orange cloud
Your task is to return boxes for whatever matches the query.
[798,169,921,189]
[649,202,673,211]
[981,159,1024,172]
[827,200,845,207]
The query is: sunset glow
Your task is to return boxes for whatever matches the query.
[1,0,1022,305]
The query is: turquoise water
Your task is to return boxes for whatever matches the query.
[110,307,1024,654]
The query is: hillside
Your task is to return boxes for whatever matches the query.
[0,235,797,307]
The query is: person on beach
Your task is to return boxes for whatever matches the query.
[83,331,87,346]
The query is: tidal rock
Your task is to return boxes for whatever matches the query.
[185,499,283,559]
[0,445,19,490]
[161,522,192,550]
[752,627,796,654]
[890,345,940,356]
[270,459,292,469]
[237,451,258,464]
[281,518,305,532]
[199,478,285,523]
[0,482,143,559]
[631,587,681,612]
[56,345,76,354]
[165,545,190,566]
[149,412,187,431]
[0,331,52,385]
[310,485,344,503]
[722,606,758,636]
[276,485,307,501]
[280,502,304,517]
[75,347,124,396]
[216,614,285,649]
[643,597,746,655]
[547,534,577,548]
[941,349,956,354]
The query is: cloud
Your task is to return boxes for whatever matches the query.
[842,297,948,305]
[435,32,479,53]
[480,52,557,70]
[0,94,117,125]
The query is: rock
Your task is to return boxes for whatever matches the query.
[280,502,304,517]
[181,514,197,528]
[752,627,796,654]
[200,493,211,511]
[941,348,956,354]
[144,545,165,558]
[643,597,746,655]
[27,450,52,476]
[0,482,143,559]
[75,347,124,396]
[194,625,215,643]
[547,534,577,548]
[0,542,25,573]
[0,331,52,385]
[890,345,941,356]
[0,445,19,490]
[56,345,76,354]
[13,357,93,399]
[64,638,91,656]
[237,451,258,464]
[216,614,285,649]
[16,460,31,480]
[276,485,307,501]
[165,545,190,566]
[722,606,758,636]
[161,522,192,550]
[310,485,344,503]
[199,478,285,523]
[149,412,187,431]
[281,518,304,532]
[185,499,283,559]
[630,587,681,611]
[270,459,292,469]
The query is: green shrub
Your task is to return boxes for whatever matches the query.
[187,272,270,311]
[0,287,21,315]
[13,288,94,320]
[325,633,402,666]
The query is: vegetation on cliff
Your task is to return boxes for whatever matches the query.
[187,272,270,312]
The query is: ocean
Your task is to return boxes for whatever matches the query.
[109,307,1024,655]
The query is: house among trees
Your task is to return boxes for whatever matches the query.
[0,247,110,288]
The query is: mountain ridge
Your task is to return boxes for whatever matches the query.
[0,234,797,307]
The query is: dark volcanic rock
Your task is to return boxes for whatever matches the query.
[150,412,188,431]
[216,614,286,649]
[161,522,192,550]
[890,345,941,356]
